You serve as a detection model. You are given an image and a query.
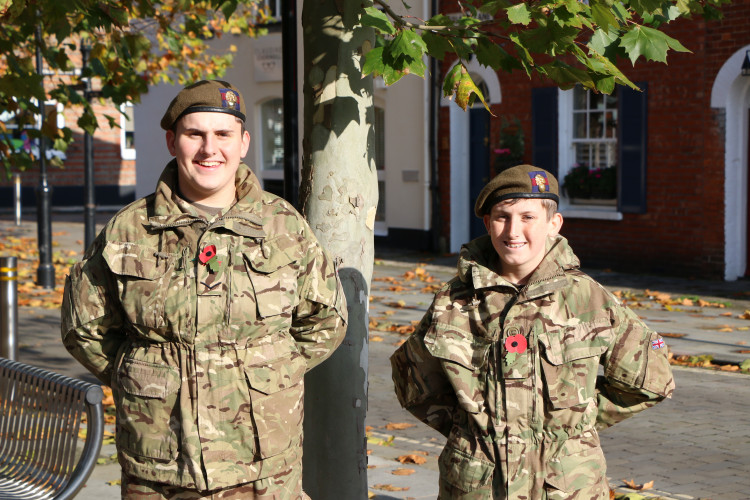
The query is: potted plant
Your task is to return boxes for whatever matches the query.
[563,164,617,204]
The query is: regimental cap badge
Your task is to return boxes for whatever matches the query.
[220,88,240,111]
[529,171,549,193]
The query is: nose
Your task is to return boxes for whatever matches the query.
[505,216,520,238]
[201,134,217,155]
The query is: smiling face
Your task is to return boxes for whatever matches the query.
[482,198,563,284]
[166,111,250,208]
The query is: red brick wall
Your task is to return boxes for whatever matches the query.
[437,2,750,278]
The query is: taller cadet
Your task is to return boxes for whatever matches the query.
[391,164,674,499]
[61,80,347,499]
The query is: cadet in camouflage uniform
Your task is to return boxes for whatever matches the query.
[61,80,347,499]
[391,165,674,499]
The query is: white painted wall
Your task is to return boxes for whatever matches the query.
[135,5,430,239]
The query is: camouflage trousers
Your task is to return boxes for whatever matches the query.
[121,466,309,500]
[438,474,610,499]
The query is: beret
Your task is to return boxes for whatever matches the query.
[160,80,246,130]
[474,164,559,217]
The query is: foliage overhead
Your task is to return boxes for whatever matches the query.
[0,0,268,173]
[361,0,730,110]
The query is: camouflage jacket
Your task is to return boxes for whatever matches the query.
[61,161,347,490]
[391,235,674,499]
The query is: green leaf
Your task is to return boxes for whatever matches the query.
[665,33,691,53]
[539,60,595,90]
[590,0,618,32]
[475,38,504,71]
[480,0,511,16]
[506,3,531,25]
[740,359,750,372]
[442,63,492,113]
[629,0,663,17]
[362,46,385,77]
[619,25,670,64]
[361,6,396,35]
[390,29,427,61]
[423,32,452,60]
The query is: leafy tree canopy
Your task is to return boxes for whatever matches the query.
[361,0,730,110]
[0,0,267,172]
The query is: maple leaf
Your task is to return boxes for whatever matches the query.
[391,468,415,476]
[385,422,416,430]
[622,478,654,490]
[397,454,427,465]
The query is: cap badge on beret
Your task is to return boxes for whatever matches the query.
[529,171,550,193]
[220,89,240,111]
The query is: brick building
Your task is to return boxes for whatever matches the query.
[438,2,750,280]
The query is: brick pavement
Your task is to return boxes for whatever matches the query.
[2,215,750,499]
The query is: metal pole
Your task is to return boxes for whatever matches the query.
[81,43,96,250]
[0,257,19,361]
[281,0,299,208]
[14,174,21,226]
[35,23,55,289]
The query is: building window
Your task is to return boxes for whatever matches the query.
[120,103,136,160]
[558,86,618,206]
[258,98,284,197]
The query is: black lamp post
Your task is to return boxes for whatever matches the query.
[34,23,55,290]
[742,50,750,77]
[281,0,299,208]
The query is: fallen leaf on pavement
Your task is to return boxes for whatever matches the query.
[622,479,654,490]
[720,311,733,317]
[370,336,384,342]
[740,310,750,320]
[391,468,415,476]
[720,364,740,371]
[372,484,410,491]
[660,333,686,338]
[385,422,416,430]
[393,339,406,347]
[397,454,427,465]
[718,327,734,332]
[373,484,409,491]
[365,425,374,432]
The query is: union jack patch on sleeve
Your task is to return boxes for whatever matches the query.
[651,337,666,350]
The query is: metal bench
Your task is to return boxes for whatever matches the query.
[0,357,104,499]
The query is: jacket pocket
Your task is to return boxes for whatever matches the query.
[544,432,607,497]
[242,235,303,319]
[424,324,492,415]
[115,358,180,460]
[438,445,494,493]
[103,242,173,331]
[538,318,611,409]
[243,338,307,459]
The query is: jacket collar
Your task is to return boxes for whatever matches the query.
[458,234,580,300]
[147,160,266,238]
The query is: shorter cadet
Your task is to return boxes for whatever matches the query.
[391,164,674,499]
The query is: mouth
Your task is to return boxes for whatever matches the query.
[505,241,526,249]
[196,161,223,168]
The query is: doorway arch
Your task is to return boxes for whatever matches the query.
[442,59,502,252]
[711,47,750,280]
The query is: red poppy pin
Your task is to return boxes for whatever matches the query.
[504,334,527,365]
[199,245,222,273]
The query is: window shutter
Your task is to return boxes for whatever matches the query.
[531,87,558,178]
[618,83,648,213]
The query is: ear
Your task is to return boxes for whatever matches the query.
[241,130,251,158]
[548,212,563,237]
[166,130,176,157]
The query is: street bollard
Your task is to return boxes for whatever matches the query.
[14,174,22,226]
[0,257,19,361]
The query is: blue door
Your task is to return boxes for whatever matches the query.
[469,108,491,240]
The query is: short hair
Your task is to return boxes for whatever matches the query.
[491,198,558,220]
[171,115,246,134]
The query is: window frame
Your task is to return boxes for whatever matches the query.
[120,102,136,160]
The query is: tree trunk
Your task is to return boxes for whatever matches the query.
[300,1,376,498]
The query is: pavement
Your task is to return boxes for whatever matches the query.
[2,212,750,499]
